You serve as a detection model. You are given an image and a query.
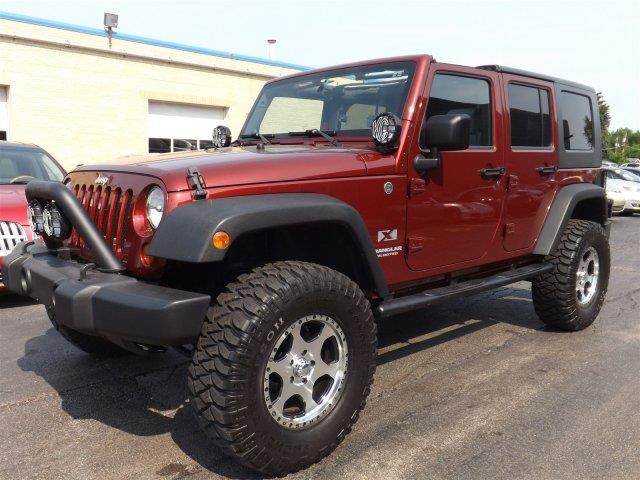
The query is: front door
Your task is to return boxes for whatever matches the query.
[406,65,506,271]
[501,77,558,252]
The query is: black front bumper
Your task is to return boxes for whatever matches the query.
[2,243,211,347]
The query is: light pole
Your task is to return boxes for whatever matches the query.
[267,39,276,60]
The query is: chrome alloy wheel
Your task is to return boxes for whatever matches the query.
[263,315,348,429]
[576,246,600,305]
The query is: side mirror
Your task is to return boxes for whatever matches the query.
[212,125,232,148]
[415,114,470,173]
[424,114,470,151]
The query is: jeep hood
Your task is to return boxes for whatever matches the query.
[73,145,373,192]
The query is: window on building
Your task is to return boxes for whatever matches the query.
[423,74,492,147]
[560,91,594,150]
[149,138,215,153]
[508,84,552,147]
[173,139,197,151]
[149,138,170,153]
[0,87,8,141]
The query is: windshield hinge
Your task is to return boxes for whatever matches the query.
[187,167,207,200]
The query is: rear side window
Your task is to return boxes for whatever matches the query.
[560,91,594,150]
[508,84,551,147]
[424,74,492,147]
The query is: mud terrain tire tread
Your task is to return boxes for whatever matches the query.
[532,219,610,331]
[188,261,377,476]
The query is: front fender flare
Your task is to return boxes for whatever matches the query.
[148,193,389,297]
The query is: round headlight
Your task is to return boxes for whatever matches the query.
[42,202,71,240]
[27,200,45,234]
[371,112,402,153]
[146,187,165,229]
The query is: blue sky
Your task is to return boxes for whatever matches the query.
[2,0,639,129]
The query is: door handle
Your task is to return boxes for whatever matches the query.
[480,167,506,179]
[537,165,558,175]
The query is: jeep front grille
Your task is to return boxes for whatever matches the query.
[68,184,133,260]
[0,221,28,256]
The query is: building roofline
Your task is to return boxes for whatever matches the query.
[0,10,309,71]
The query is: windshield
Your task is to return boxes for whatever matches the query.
[242,62,416,139]
[609,168,640,182]
[0,148,65,184]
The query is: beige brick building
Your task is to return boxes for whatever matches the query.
[0,12,304,171]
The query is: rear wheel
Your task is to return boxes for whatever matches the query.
[188,261,377,476]
[532,219,610,331]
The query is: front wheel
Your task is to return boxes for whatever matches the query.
[532,219,610,331]
[188,261,377,476]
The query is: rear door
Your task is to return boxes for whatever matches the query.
[501,76,558,251]
[405,65,506,271]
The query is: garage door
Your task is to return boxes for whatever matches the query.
[148,101,226,153]
[0,88,7,140]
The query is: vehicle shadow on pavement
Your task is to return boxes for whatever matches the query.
[15,284,541,479]
[376,284,543,365]
[0,293,35,309]
[16,327,262,479]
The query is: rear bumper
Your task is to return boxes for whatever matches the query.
[2,243,210,346]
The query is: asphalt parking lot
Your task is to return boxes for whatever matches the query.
[1,216,639,480]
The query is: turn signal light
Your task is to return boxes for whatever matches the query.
[141,244,155,266]
[212,231,231,250]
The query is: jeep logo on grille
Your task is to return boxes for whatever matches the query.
[95,174,109,186]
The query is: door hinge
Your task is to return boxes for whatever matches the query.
[507,175,519,190]
[504,223,516,236]
[409,177,426,197]
[407,235,425,253]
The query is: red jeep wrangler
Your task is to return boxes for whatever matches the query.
[3,55,610,475]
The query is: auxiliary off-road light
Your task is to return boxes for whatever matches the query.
[212,125,232,148]
[212,231,231,250]
[27,200,45,234]
[371,112,401,153]
[42,202,71,240]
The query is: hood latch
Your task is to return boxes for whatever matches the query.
[187,167,207,200]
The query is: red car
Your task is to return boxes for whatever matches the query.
[0,141,65,289]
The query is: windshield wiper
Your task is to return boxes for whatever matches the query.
[239,132,273,145]
[288,129,341,147]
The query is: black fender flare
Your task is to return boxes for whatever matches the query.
[533,183,608,256]
[148,193,389,297]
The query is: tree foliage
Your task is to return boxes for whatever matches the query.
[599,92,640,164]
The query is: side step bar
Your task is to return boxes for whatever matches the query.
[375,263,553,318]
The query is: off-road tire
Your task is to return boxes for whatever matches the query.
[57,325,129,357]
[188,261,377,476]
[532,219,610,331]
